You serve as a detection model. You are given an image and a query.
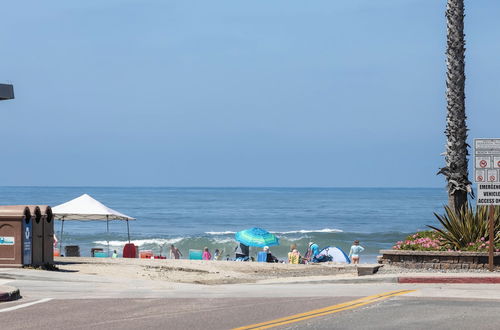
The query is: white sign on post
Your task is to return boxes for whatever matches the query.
[475,139,500,205]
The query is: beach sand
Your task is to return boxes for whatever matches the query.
[55,257,357,285]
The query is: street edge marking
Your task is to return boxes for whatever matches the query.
[233,289,415,330]
[0,298,53,313]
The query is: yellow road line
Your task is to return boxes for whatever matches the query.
[233,289,415,330]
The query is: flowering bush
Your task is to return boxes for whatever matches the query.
[393,231,445,251]
[393,231,500,252]
[462,237,500,252]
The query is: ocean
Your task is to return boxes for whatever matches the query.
[0,187,448,263]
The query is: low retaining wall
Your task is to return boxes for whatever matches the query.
[379,250,500,270]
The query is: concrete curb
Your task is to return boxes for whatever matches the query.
[0,285,21,302]
[398,276,500,284]
[258,276,399,285]
[258,274,500,285]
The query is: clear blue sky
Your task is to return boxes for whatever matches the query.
[1,0,499,187]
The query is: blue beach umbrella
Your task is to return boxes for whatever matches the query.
[235,227,279,247]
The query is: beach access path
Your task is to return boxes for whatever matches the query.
[0,258,499,329]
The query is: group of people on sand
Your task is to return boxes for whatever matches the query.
[169,244,223,260]
[168,240,365,264]
[286,240,364,264]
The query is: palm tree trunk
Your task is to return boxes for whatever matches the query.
[439,0,470,213]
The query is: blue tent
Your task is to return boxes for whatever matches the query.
[315,246,351,263]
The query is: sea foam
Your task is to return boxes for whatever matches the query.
[204,228,342,235]
[93,237,184,247]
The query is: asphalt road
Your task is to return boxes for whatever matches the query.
[0,296,357,330]
[1,295,499,330]
[280,298,500,330]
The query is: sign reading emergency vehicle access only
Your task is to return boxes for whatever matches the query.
[475,139,500,205]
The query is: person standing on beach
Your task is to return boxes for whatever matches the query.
[202,247,212,260]
[348,240,364,264]
[170,244,182,259]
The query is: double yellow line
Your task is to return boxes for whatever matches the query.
[233,289,415,330]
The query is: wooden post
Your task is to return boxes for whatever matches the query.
[488,205,495,272]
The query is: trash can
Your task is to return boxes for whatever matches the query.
[23,209,33,266]
[29,206,43,266]
[0,206,32,267]
[41,206,54,265]
[65,245,80,257]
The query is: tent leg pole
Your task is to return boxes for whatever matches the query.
[60,219,64,256]
[127,220,130,243]
[107,217,110,257]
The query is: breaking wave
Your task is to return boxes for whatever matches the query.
[205,228,343,235]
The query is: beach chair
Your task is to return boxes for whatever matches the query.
[189,249,203,260]
[257,251,267,262]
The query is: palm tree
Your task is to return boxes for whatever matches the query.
[438,0,471,213]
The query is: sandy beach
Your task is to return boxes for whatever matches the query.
[54,257,359,285]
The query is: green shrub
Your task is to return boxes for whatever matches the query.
[429,205,500,251]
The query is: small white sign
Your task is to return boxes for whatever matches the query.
[477,183,500,205]
[475,156,491,169]
[494,157,500,169]
[0,236,15,245]
[488,170,498,182]
[475,169,486,182]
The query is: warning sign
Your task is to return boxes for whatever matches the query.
[487,170,498,182]
[475,139,500,205]
[476,169,485,182]
[476,157,490,169]
[477,183,500,205]
[494,157,500,168]
[474,139,500,183]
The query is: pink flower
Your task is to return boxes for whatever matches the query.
[481,237,485,241]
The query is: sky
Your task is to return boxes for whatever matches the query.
[1,0,500,187]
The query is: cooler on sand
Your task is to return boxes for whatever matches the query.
[189,249,203,260]
[123,243,136,258]
[140,250,153,259]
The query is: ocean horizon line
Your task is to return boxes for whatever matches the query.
[0,185,444,189]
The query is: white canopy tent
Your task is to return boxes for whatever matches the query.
[52,194,136,255]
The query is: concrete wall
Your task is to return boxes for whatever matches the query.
[380,250,500,270]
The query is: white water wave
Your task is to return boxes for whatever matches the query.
[205,228,342,235]
[273,228,343,234]
[282,236,307,242]
[212,238,234,244]
[93,237,184,247]
[205,231,236,235]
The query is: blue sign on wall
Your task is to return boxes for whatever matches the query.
[23,220,32,265]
